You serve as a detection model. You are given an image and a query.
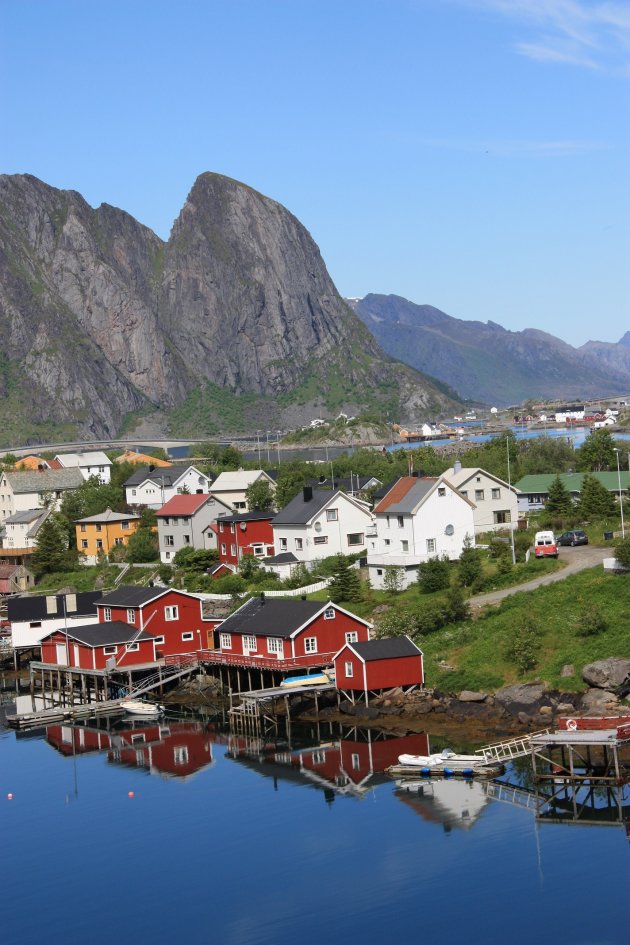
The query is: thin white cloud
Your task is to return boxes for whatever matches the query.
[451,0,630,71]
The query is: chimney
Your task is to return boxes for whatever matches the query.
[453,460,462,474]
[303,486,313,502]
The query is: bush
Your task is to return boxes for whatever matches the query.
[505,619,541,674]
[577,604,608,637]
[614,537,630,569]
[417,556,450,593]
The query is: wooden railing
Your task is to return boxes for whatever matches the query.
[196,649,336,671]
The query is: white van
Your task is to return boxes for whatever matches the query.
[534,530,558,558]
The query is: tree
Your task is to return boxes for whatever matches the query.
[126,527,159,563]
[545,475,573,515]
[505,618,541,675]
[31,515,72,576]
[275,471,307,509]
[578,474,615,519]
[577,428,616,472]
[417,556,451,593]
[328,556,362,603]
[458,536,482,587]
[614,537,630,569]
[245,479,275,512]
[383,565,404,594]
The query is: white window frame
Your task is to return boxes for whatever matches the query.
[103,607,112,622]
[220,632,232,649]
[304,636,317,654]
[104,645,118,655]
[345,631,358,643]
[324,607,335,620]
[279,537,288,550]
[243,634,257,653]
[438,487,446,497]
[126,643,139,652]
[165,605,179,621]
[347,532,364,546]
[127,608,135,623]
[326,508,338,522]
[345,660,354,677]
[154,635,165,645]
[181,632,194,642]
[492,488,501,500]
[426,538,436,554]
[313,535,328,545]
[267,637,284,656]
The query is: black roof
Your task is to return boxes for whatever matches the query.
[217,509,275,524]
[43,621,155,647]
[97,585,170,607]
[348,637,422,661]
[218,596,325,639]
[7,591,101,623]
[124,465,194,487]
[272,488,342,525]
[263,552,298,564]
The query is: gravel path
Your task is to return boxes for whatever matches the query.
[469,545,611,609]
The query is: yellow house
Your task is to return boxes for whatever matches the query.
[75,508,140,564]
[114,450,172,467]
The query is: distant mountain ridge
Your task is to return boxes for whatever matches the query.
[349,294,630,405]
[0,174,457,446]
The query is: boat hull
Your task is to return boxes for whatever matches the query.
[121,700,164,717]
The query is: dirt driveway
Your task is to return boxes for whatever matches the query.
[469,545,611,609]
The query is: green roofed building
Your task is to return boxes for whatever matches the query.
[515,471,630,514]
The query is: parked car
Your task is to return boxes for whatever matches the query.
[557,530,589,547]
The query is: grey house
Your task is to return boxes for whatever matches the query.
[156,493,222,563]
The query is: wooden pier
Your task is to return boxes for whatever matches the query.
[228,681,338,737]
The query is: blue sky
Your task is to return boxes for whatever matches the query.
[3,0,628,346]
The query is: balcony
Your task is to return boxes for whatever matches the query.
[196,649,336,671]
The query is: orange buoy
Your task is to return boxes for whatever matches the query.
[7,793,13,800]
[128,790,134,798]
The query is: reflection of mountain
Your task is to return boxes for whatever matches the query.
[395,778,491,832]
[227,730,430,800]
[45,720,214,781]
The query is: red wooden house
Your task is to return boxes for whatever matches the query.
[334,636,424,701]
[206,595,372,671]
[96,585,217,654]
[216,510,275,567]
[40,622,156,669]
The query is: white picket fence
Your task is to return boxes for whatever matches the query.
[196,578,331,602]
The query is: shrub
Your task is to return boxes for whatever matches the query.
[505,619,541,674]
[614,537,630,569]
[417,556,450,593]
[577,605,608,637]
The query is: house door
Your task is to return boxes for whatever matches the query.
[206,629,215,649]
[55,642,68,665]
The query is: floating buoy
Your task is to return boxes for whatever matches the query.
[7,793,13,800]
[420,767,431,777]
[462,769,474,778]
[128,791,135,798]
[444,768,454,777]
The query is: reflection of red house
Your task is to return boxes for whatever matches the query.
[334,636,424,699]
[216,511,275,566]
[46,723,118,755]
[107,722,214,779]
[41,622,156,669]
[210,596,372,670]
[97,585,216,654]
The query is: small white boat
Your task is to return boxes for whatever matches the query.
[280,670,331,689]
[397,748,486,771]
[121,699,165,717]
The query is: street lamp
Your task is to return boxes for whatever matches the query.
[614,448,625,539]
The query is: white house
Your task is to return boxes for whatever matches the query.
[269,486,373,570]
[55,451,113,484]
[8,591,101,653]
[554,405,585,423]
[209,469,276,511]
[441,462,519,535]
[0,507,52,554]
[366,476,475,590]
[124,465,213,509]
[0,468,84,525]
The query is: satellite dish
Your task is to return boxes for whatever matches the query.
[240,522,247,531]
[445,524,455,536]
[314,521,322,532]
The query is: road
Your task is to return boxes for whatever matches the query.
[469,545,611,609]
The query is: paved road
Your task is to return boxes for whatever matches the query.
[469,545,611,609]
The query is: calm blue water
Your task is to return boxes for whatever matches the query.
[1,715,628,945]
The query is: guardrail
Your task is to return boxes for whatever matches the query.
[197,649,336,671]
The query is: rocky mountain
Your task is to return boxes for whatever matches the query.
[0,174,456,446]
[350,294,630,405]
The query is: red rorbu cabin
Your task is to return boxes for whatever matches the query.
[96,585,216,655]
[216,511,275,567]
[40,622,156,669]
[334,636,424,701]
[210,595,372,670]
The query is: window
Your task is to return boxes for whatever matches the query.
[103,607,112,622]
[347,532,364,546]
[183,534,191,545]
[345,631,358,643]
[312,750,325,764]
[304,636,317,653]
[401,540,409,552]
[131,489,137,496]
[230,523,235,534]
[230,544,236,556]
[324,607,335,620]
[280,537,288,550]
[234,501,246,510]
[126,643,139,652]
[494,510,511,524]
[95,524,102,532]
[438,487,446,496]
[29,621,42,628]
[243,634,257,653]
[252,544,264,557]
[127,609,135,623]
[165,605,179,621]
[154,635,165,645]
[475,489,484,501]
[295,537,303,550]
[345,660,354,677]
[426,538,436,553]
[397,515,404,528]
[96,540,103,550]
[81,539,88,549]
[174,746,189,766]
[313,536,328,545]
[352,752,361,771]
[220,632,232,649]
[115,537,124,545]
[104,645,117,655]
[79,523,86,532]
[460,489,468,498]
[326,508,338,522]
[384,538,391,546]
[219,521,224,532]
[492,488,501,500]
[121,521,130,530]
[220,543,226,555]
[376,568,383,576]
[181,632,194,642]
[268,637,283,656]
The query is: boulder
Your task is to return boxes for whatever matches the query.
[556,702,576,714]
[579,688,619,710]
[582,658,630,691]
[494,683,549,717]
[458,690,487,703]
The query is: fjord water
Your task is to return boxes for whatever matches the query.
[1,719,628,945]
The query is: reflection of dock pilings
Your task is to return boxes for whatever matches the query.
[530,729,630,784]
[486,776,630,830]
[228,682,339,739]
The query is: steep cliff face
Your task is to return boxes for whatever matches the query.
[0,173,453,444]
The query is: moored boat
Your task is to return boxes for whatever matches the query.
[398,748,486,771]
[121,699,165,717]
